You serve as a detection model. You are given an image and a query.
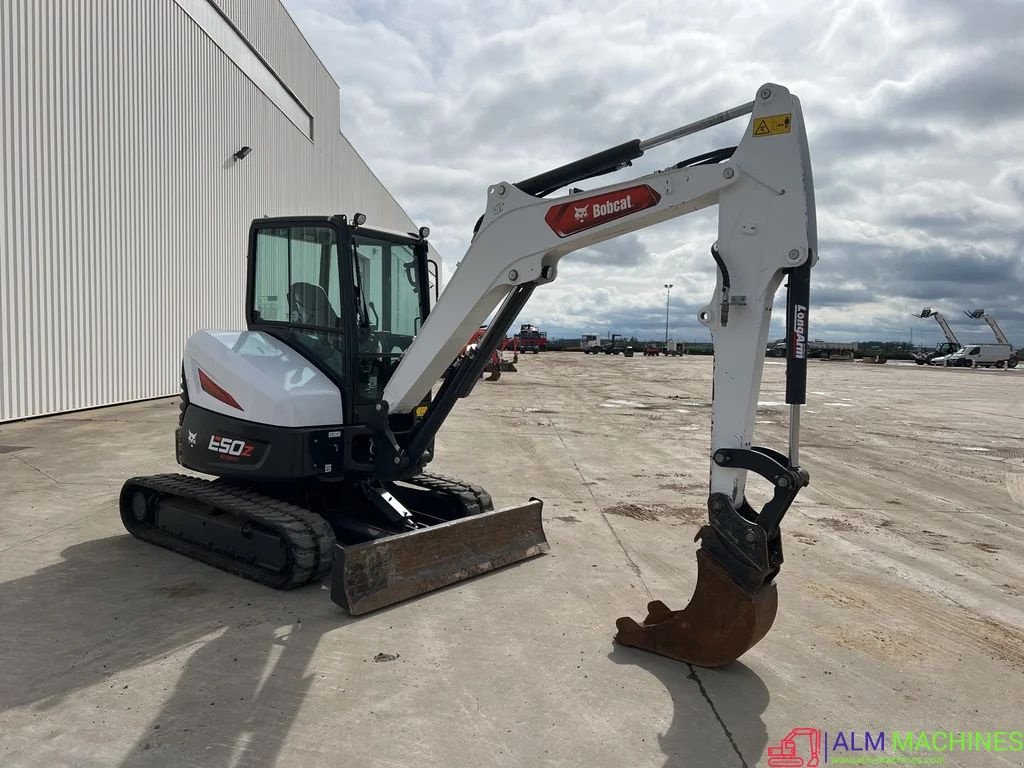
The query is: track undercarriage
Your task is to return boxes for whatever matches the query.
[120,471,547,613]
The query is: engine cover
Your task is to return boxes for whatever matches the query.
[183,330,344,428]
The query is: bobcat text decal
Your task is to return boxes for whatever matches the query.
[545,185,661,237]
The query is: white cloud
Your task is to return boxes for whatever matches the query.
[284,0,1024,344]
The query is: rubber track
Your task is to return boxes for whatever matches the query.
[400,472,494,514]
[120,473,335,589]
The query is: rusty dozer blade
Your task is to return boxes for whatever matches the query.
[614,546,778,668]
[331,500,548,615]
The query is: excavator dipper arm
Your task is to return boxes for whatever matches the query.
[381,83,817,666]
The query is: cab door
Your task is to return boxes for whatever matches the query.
[246,219,355,421]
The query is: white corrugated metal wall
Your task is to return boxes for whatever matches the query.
[0,0,420,422]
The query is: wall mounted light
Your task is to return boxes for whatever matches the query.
[232,145,252,161]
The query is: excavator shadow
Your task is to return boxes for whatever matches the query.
[609,645,771,768]
[0,534,367,767]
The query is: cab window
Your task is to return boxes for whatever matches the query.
[251,225,345,381]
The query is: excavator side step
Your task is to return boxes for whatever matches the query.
[332,499,548,614]
[120,474,335,589]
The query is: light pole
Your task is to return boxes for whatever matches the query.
[663,283,673,348]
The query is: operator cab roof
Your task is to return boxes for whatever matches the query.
[251,215,426,245]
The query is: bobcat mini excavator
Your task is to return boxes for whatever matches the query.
[121,83,816,667]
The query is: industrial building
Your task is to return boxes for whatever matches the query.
[0,0,420,422]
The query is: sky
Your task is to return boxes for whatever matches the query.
[283,0,1024,346]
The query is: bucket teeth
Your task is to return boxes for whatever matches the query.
[614,548,779,667]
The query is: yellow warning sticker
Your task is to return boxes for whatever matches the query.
[752,113,792,137]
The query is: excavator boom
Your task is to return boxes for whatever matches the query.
[369,83,818,666]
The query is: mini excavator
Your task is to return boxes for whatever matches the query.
[461,325,519,381]
[121,83,816,666]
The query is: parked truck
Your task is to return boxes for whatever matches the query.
[593,333,634,357]
[580,333,602,353]
[516,323,547,354]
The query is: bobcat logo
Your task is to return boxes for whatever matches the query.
[187,430,198,447]
[573,206,588,222]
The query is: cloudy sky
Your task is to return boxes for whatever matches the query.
[283,0,1024,346]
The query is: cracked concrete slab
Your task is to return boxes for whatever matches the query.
[1,355,1022,767]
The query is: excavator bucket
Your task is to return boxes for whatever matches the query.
[482,359,516,380]
[331,500,549,614]
[483,361,502,381]
[614,548,778,667]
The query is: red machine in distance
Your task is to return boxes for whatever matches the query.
[515,323,547,354]
[462,325,518,381]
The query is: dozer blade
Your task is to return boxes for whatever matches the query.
[498,361,518,372]
[614,548,778,667]
[331,500,548,614]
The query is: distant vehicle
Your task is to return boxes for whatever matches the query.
[766,339,857,359]
[581,333,602,353]
[590,333,634,357]
[914,341,959,365]
[646,340,686,356]
[964,309,1018,368]
[516,323,547,354]
[461,325,518,381]
[943,343,1016,369]
[928,351,956,366]
[912,308,961,364]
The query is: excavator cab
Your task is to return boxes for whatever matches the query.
[248,219,429,416]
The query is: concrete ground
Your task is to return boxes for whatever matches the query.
[1,355,1022,767]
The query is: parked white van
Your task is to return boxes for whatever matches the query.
[945,343,1017,368]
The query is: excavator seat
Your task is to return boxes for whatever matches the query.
[288,282,340,328]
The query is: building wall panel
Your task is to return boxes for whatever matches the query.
[0,0,420,421]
